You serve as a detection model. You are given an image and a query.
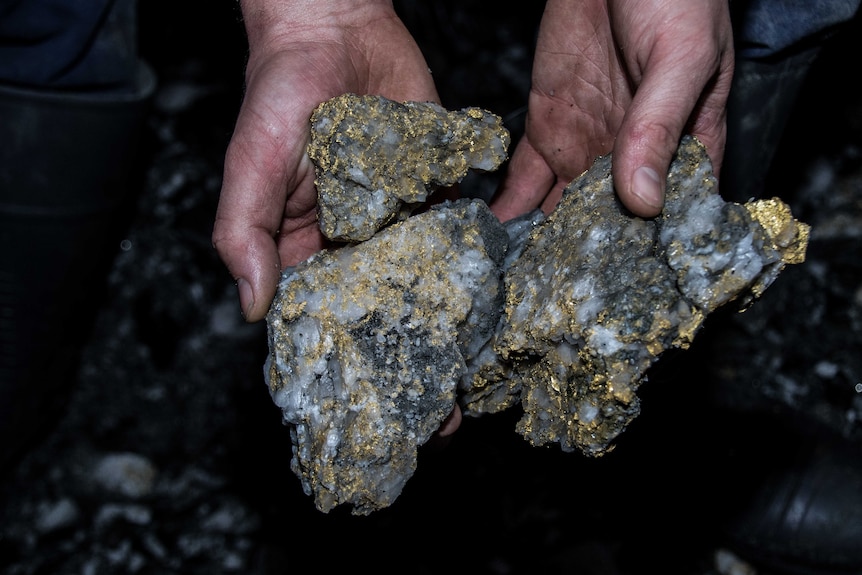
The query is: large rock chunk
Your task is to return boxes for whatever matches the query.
[264,198,508,515]
[460,135,810,456]
[266,93,809,514]
[307,93,510,242]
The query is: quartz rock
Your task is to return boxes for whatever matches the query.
[266,92,809,514]
[264,198,508,515]
[460,135,810,457]
[307,93,510,242]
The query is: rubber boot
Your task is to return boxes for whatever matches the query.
[720,431,862,575]
[0,61,157,471]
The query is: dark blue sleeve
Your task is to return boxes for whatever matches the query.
[0,0,137,89]
[732,0,861,58]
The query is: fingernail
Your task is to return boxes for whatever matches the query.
[633,166,663,210]
[237,277,254,319]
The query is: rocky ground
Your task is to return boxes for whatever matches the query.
[2,2,861,574]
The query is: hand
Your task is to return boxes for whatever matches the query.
[213,0,440,323]
[491,0,734,222]
[212,1,463,438]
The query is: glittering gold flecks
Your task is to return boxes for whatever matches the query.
[746,198,811,265]
[461,135,810,457]
[269,96,809,514]
[265,198,506,515]
[307,93,510,243]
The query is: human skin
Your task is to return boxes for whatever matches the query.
[491,0,734,222]
[212,0,463,436]
[213,0,733,436]
[213,0,439,324]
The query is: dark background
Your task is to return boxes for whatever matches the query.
[2,2,861,574]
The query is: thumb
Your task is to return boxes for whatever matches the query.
[213,122,288,323]
[212,221,282,323]
[611,43,729,218]
[611,86,689,218]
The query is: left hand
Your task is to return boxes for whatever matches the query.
[491,0,734,222]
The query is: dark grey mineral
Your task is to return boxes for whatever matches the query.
[268,95,809,514]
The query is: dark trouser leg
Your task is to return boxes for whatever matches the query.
[714,6,862,574]
[0,0,156,470]
[721,47,822,203]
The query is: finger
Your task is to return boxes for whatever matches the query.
[215,225,282,324]
[612,39,731,217]
[213,199,283,323]
[423,405,462,451]
[539,177,571,215]
[213,107,295,322]
[491,134,555,222]
[686,61,734,179]
[436,405,462,438]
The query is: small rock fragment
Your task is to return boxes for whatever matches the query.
[91,452,158,499]
[34,498,80,534]
[307,93,510,242]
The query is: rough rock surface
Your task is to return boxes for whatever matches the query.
[307,93,510,242]
[460,135,810,457]
[268,94,809,515]
[265,198,508,515]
